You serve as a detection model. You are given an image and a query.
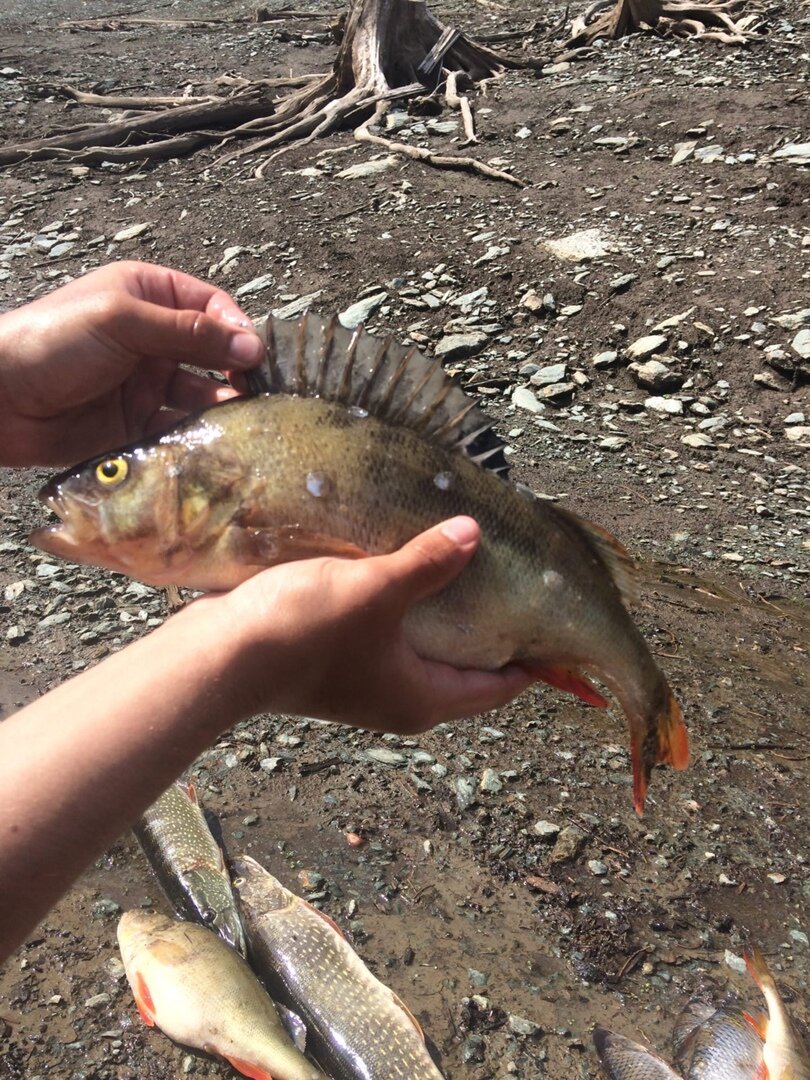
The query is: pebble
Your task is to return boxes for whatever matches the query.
[434,332,489,361]
[84,993,111,1010]
[534,820,561,839]
[453,776,476,812]
[785,426,810,443]
[588,859,608,876]
[626,334,668,360]
[549,824,587,864]
[592,350,618,368]
[479,768,503,793]
[364,747,406,765]
[791,329,810,360]
[600,436,629,451]
[508,1014,541,1036]
[236,274,275,298]
[336,156,398,179]
[538,381,576,403]
[628,359,682,393]
[724,950,748,974]
[272,290,322,318]
[682,433,713,448]
[512,386,544,413]
[112,223,151,242]
[530,363,567,387]
[338,292,386,329]
[645,396,684,416]
[520,289,545,313]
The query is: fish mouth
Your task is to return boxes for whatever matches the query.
[29,479,102,556]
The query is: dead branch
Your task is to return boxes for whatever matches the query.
[0,89,273,167]
[443,70,478,145]
[352,101,524,186]
[58,85,214,109]
[39,133,217,165]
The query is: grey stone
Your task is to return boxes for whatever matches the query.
[600,436,628,451]
[271,291,322,317]
[113,222,151,242]
[791,328,810,360]
[453,776,476,812]
[629,359,683,393]
[530,363,567,387]
[592,350,618,368]
[785,426,810,443]
[84,993,111,1010]
[626,334,668,360]
[538,381,576,403]
[434,331,489,361]
[508,1014,541,1037]
[337,156,398,179]
[338,292,386,329]
[520,289,545,313]
[549,825,587,864]
[512,386,543,414]
[588,859,608,876]
[365,747,406,765]
[479,768,503,793]
[534,820,561,840]
[645,396,684,416]
[682,433,713,448]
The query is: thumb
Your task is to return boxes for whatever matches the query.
[383,517,480,608]
[109,296,264,371]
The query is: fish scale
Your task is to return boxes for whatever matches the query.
[673,1001,765,1078]
[232,855,444,1080]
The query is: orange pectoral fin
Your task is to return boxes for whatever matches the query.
[743,1010,768,1039]
[392,991,425,1042]
[132,971,156,1027]
[521,662,609,709]
[226,1055,274,1080]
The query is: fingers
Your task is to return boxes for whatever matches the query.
[164,368,241,414]
[124,262,254,329]
[102,295,264,372]
[380,517,481,609]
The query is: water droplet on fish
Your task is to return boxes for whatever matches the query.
[349,405,369,420]
[434,471,454,491]
[543,569,563,590]
[306,470,333,498]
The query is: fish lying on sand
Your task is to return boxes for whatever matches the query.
[117,910,327,1080]
[132,780,246,955]
[672,999,765,1078]
[593,1026,681,1079]
[745,946,810,1079]
[231,853,444,1079]
[31,313,689,811]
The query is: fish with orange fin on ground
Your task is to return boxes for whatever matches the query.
[672,998,765,1078]
[116,910,327,1080]
[30,312,689,812]
[745,946,810,1079]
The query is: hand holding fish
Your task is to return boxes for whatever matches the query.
[0,260,264,466]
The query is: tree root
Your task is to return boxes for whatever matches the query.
[350,101,525,186]
[560,0,765,54]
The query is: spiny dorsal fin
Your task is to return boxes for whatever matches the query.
[552,504,638,606]
[249,312,509,476]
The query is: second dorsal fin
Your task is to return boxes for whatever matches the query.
[248,312,509,476]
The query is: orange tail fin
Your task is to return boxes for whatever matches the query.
[630,686,689,816]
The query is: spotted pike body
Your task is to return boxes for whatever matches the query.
[31,312,689,812]
[232,854,444,1080]
[133,781,246,955]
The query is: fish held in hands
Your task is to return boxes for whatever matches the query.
[31,313,688,811]
[745,946,810,1079]
[116,910,326,1080]
[132,780,246,955]
[232,853,444,1080]
[593,1027,682,1079]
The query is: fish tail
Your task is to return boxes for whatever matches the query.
[630,684,689,816]
[745,945,777,995]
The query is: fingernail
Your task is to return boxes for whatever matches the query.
[227,331,264,367]
[440,516,479,546]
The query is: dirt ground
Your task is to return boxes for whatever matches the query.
[0,0,808,1077]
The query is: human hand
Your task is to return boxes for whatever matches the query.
[0,260,264,467]
[193,517,533,734]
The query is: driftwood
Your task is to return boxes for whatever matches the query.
[560,0,765,53]
[0,89,273,167]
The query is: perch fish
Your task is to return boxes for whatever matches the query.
[132,780,246,955]
[593,1027,682,1079]
[116,910,326,1080]
[30,313,689,811]
[231,853,444,1080]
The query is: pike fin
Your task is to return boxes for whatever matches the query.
[304,901,346,940]
[392,991,425,1041]
[226,1057,274,1080]
[552,506,638,606]
[132,971,155,1027]
[631,685,689,816]
[252,312,509,476]
[520,662,608,708]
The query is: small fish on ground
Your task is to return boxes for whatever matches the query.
[672,999,765,1078]
[133,780,246,955]
[232,853,445,1079]
[117,910,326,1080]
[745,946,810,1079]
[31,313,689,812]
[593,1026,682,1079]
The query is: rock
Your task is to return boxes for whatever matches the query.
[453,776,476,812]
[508,1014,541,1037]
[587,859,608,876]
[84,993,111,1010]
[364,747,406,765]
[600,436,628,451]
[5,624,27,643]
[671,141,697,165]
[38,612,71,628]
[92,898,122,920]
[271,291,322,317]
[789,929,809,948]
[724,949,747,975]
[785,412,805,424]
[771,142,810,164]
[628,359,683,393]
[461,1034,485,1063]
[538,381,576,403]
[451,286,488,309]
[645,396,684,416]
[530,363,567,387]
[754,371,791,391]
[479,768,503,793]
[682,433,713,448]
[434,332,489,361]
[592,350,618,368]
[785,426,810,443]
[609,273,638,293]
[235,274,274,299]
[426,119,458,135]
[791,329,810,360]
[512,386,543,413]
[515,126,532,139]
[113,222,151,242]
[338,292,386,329]
[626,334,667,360]
[549,824,587,864]
[297,869,324,891]
[543,228,611,262]
[772,309,810,330]
[534,820,561,840]
[520,289,545,313]
[337,156,398,179]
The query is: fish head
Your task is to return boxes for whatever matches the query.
[30,417,250,586]
[231,855,296,917]
[116,910,175,963]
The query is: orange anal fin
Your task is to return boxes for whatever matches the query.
[304,900,346,939]
[226,1056,274,1080]
[743,1010,768,1040]
[631,687,690,817]
[521,662,609,709]
[133,971,156,1027]
[241,526,368,566]
[392,991,425,1042]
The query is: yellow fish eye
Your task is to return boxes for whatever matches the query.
[95,457,129,486]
